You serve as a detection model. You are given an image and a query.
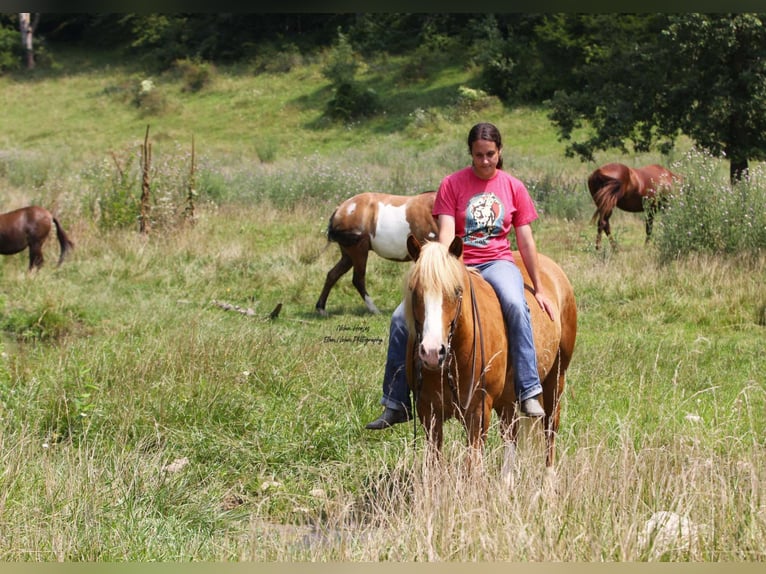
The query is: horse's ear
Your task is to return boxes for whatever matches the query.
[406,234,422,261]
[448,236,463,259]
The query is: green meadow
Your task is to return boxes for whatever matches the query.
[0,48,763,561]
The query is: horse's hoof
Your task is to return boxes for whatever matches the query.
[315,307,328,318]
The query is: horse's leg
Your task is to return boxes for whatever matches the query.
[595,213,604,251]
[420,407,444,470]
[645,207,655,242]
[541,362,565,472]
[315,249,353,316]
[348,242,380,314]
[602,212,618,250]
[595,210,613,251]
[27,244,44,270]
[463,404,491,477]
[498,403,519,489]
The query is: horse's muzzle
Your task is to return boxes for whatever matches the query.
[419,342,446,370]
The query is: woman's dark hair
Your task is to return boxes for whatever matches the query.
[467,122,503,169]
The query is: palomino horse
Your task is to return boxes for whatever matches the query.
[316,191,437,316]
[404,236,577,480]
[0,206,74,270]
[588,163,681,249]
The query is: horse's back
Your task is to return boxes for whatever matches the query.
[512,251,577,363]
[588,163,629,193]
[636,164,680,192]
[0,205,53,255]
[329,191,437,261]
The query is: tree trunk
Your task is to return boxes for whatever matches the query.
[730,157,749,184]
[19,13,36,70]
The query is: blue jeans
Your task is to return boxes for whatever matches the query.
[380,259,542,413]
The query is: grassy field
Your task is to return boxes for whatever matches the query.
[0,48,763,561]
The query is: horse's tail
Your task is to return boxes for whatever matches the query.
[588,170,624,222]
[52,217,75,266]
[326,210,363,247]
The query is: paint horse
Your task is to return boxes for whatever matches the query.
[315,191,437,316]
[588,163,681,249]
[404,236,577,481]
[0,206,74,270]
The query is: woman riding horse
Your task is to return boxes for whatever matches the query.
[366,122,554,430]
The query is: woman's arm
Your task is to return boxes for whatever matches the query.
[437,214,456,246]
[515,223,555,321]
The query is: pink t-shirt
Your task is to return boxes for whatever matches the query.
[433,166,538,265]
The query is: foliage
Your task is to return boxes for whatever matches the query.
[322,29,381,121]
[546,14,674,159]
[0,23,21,73]
[132,77,171,116]
[83,156,140,230]
[250,42,304,74]
[454,85,496,115]
[655,148,766,260]
[173,57,215,93]
[321,28,359,86]
[548,14,766,183]
[470,14,537,103]
[82,143,205,232]
[120,14,278,69]
[662,14,766,181]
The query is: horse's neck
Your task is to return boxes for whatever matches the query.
[453,273,477,346]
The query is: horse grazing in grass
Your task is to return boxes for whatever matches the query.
[588,163,681,250]
[0,206,74,270]
[404,236,577,481]
[316,191,437,316]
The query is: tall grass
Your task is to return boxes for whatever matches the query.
[0,198,762,560]
[656,148,766,260]
[0,49,763,562]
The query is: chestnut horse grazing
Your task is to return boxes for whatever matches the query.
[588,163,681,249]
[0,206,74,270]
[404,236,577,481]
[316,191,437,316]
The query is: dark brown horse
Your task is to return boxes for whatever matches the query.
[588,163,681,249]
[0,206,74,270]
[404,236,577,481]
[316,191,437,316]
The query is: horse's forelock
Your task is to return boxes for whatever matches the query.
[407,241,464,301]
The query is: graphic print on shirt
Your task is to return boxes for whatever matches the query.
[464,192,505,247]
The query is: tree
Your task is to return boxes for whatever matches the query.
[18,12,39,69]
[548,13,766,184]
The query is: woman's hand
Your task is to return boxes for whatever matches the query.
[534,290,555,321]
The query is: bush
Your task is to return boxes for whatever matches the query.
[655,149,766,260]
[251,42,303,74]
[86,158,141,231]
[0,25,20,72]
[174,57,215,93]
[326,81,381,121]
[321,29,358,86]
[454,85,496,115]
[133,78,171,116]
[321,28,381,122]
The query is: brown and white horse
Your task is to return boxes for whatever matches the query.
[316,191,437,316]
[588,163,681,249]
[0,206,74,270]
